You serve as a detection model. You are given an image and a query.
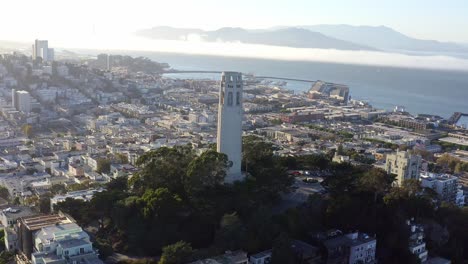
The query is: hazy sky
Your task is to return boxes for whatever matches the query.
[1,0,468,43]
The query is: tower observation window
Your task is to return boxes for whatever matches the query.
[228,92,233,106]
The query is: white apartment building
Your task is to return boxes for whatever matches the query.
[31,222,102,264]
[12,90,31,113]
[407,219,428,262]
[421,172,465,207]
[385,150,421,186]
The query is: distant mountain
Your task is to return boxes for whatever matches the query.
[298,25,468,54]
[136,26,376,51]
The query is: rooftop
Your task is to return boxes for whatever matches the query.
[21,214,73,231]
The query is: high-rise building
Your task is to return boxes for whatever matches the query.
[11,88,18,109]
[47,48,55,61]
[217,72,244,183]
[12,90,31,113]
[385,150,421,186]
[32,40,54,61]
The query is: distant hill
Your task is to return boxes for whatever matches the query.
[298,25,468,54]
[135,26,376,51]
[137,25,468,57]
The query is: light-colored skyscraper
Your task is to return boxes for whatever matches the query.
[15,90,31,113]
[385,150,421,186]
[11,88,17,109]
[217,72,244,183]
[47,48,55,61]
[32,40,54,61]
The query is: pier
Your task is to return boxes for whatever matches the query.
[161,70,317,83]
[449,112,468,125]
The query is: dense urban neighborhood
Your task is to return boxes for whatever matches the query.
[0,41,467,264]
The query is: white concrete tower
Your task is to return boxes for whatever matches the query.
[217,71,244,183]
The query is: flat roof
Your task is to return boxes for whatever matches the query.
[439,137,468,146]
[21,214,73,230]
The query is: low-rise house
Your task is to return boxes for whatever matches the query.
[249,250,271,264]
[50,188,105,212]
[0,206,35,227]
[7,213,102,264]
[68,163,84,177]
[190,250,248,264]
[110,164,137,178]
[332,153,350,164]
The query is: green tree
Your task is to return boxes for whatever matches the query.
[139,188,182,220]
[107,177,129,192]
[242,136,292,203]
[0,186,9,200]
[97,158,111,174]
[115,153,129,164]
[132,145,195,195]
[22,124,33,138]
[271,233,295,264]
[337,144,344,155]
[214,212,246,251]
[13,197,20,205]
[158,241,194,264]
[185,150,228,195]
[55,198,91,225]
[358,168,393,203]
[39,196,51,214]
[50,184,67,195]
[0,251,14,264]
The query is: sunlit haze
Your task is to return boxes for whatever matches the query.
[1,0,468,43]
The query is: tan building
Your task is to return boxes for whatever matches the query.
[68,163,84,177]
[385,150,421,186]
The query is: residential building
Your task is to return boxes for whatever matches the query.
[190,250,248,264]
[308,81,349,104]
[385,150,421,186]
[290,240,321,263]
[420,172,465,207]
[8,214,72,255]
[14,90,31,113]
[32,40,54,61]
[407,219,428,263]
[50,188,105,212]
[68,163,84,177]
[12,88,18,109]
[382,114,430,131]
[333,152,350,164]
[31,223,101,264]
[217,72,243,183]
[0,206,35,227]
[281,111,324,123]
[249,250,271,264]
[425,257,451,264]
[324,232,377,264]
[11,213,101,264]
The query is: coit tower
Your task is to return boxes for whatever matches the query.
[217,71,244,183]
